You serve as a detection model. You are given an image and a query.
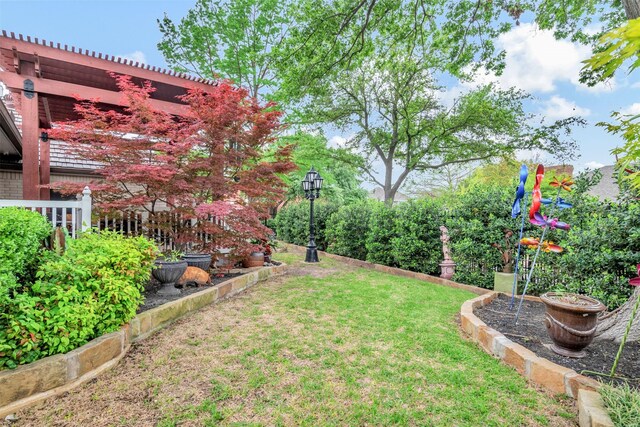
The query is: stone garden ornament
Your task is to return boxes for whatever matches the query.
[439,226,456,280]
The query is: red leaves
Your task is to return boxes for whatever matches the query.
[49,73,296,255]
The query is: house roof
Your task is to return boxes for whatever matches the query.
[586,165,620,201]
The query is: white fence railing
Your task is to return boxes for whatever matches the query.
[0,186,92,238]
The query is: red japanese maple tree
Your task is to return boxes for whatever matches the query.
[49,73,295,256]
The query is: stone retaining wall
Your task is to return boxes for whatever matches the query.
[0,263,287,418]
[460,292,614,427]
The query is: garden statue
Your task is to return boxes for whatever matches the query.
[439,226,456,279]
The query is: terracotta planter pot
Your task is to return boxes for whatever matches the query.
[182,253,212,271]
[152,260,188,296]
[243,252,265,268]
[541,292,606,358]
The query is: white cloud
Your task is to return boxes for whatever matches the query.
[119,50,147,65]
[619,102,640,116]
[540,96,591,121]
[584,161,605,170]
[328,134,352,148]
[463,23,616,94]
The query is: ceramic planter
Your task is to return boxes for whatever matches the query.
[152,259,188,296]
[182,253,212,271]
[243,251,265,268]
[540,292,606,358]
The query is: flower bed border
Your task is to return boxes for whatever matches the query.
[461,292,614,427]
[0,263,287,418]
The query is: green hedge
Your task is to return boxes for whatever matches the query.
[365,201,398,266]
[273,201,338,251]
[0,231,157,369]
[273,183,640,309]
[391,199,444,275]
[326,201,373,260]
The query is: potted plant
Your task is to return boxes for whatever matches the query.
[492,229,515,293]
[181,252,212,271]
[242,240,265,268]
[540,292,606,358]
[152,250,187,296]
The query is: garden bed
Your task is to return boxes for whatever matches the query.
[139,262,282,313]
[475,293,639,387]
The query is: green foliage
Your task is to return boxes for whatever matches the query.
[0,208,52,287]
[601,382,640,427]
[365,202,397,266]
[446,184,517,288]
[273,201,338,251]
[276,132,367,205]
[158,0,290,100]
[325,201,373,260]
[391,199,444,275]
[0,231,157,369]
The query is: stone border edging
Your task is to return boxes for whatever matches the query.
[0,263,288,418]
[460,292,614,427]
[282,243,490,296]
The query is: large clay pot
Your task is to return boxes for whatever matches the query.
[152,259,188,296]
[243,251,265,268]
[541,292,606,358]
[182,253,212,271]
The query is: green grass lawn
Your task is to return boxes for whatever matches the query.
[17,252,575,426]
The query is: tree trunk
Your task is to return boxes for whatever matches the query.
[623,0,640,19]
[595,287,640,343]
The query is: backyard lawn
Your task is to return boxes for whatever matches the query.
[14,253,576,426]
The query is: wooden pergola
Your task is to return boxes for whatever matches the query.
[0,31,217,200]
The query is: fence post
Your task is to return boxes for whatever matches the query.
[81,186,92,232]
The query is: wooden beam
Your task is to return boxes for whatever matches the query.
[34,53,41,77]
[0,71,190,116]
[39,137,50,200]
[1,36,216,91]
[41,96,52,127]
[12,47,20,74]
[21,64,40,199]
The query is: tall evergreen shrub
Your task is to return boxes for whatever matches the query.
[326,200,373,260]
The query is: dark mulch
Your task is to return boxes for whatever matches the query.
[475,293,640,387]
[138,271,244,313]
[138,261,282,313]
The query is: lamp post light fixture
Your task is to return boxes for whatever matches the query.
[302,167,323,262]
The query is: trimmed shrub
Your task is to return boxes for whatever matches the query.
[0,231,157,369]
[446,185,519,289]
[273,201,338,251]
[365,202,397,266]
[326,200,373,260]
[391,199,444,275]
[0,208,52,287]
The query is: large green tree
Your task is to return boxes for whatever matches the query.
[297,50,580,204]
[158,0,290,100]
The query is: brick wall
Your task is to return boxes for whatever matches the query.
[0,170,22,199]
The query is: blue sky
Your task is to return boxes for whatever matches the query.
[1,0,637,173]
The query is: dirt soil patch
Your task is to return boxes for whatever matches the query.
[475,293,640,387]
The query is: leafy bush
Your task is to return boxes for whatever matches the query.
[0,208,52,287]
[446,184,519,289]
[391,199,444,275]
[326,201,373,260]
[365,202,397,266]
[273,201,338,251]
[0,231,157,369]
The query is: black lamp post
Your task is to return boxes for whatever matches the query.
[302,167,323,262]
